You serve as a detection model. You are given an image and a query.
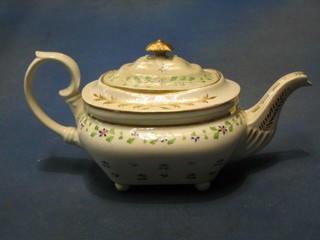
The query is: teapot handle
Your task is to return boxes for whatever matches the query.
[24,51,82,147]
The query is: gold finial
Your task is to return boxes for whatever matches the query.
[145,39,173,57]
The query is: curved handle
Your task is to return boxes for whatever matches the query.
[24,51,82,147]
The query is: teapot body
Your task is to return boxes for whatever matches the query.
[24,46,310,191]
[77,110,246,190]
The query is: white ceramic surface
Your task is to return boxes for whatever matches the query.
[24,40,311,191]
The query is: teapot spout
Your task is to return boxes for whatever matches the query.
[236,72,311,160]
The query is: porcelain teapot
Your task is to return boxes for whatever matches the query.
[24,40,310,191]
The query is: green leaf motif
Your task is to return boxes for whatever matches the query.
[118,131,123,140]
[134,76,141,83]
[205,73,212,80]
[210,126,217,131]
[127,138,135,144]
[170,76,178,81]
[94,125,99,131]
[225,120,233,132]
[143,139,148,144]
[150,139,158,145]
[167,138,176,145]
[109,128,115,135]
[214,132,219,139]
[191,131,197,136]
[90,132,97,137]
[106,136,114,142]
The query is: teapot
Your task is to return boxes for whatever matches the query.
[24,40,311,191]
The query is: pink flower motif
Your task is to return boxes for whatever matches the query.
[218,126,228,135]
[99,128,108,137]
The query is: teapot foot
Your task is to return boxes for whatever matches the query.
[115,183,130,192]
[195,182,211,191]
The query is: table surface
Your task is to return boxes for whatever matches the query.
[1,0,320,239]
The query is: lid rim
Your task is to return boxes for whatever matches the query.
[84,100,239,126]
[101,68,222,93]
[99,68,222,94]
[82,78,240,113]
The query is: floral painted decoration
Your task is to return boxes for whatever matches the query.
[77,112,244,146]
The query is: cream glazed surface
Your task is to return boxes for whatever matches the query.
[77,110,246,191]
[24,40,310,191]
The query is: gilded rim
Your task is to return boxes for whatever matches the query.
[84,96,239,114]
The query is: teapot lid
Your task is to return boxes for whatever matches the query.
[82,40,240,113]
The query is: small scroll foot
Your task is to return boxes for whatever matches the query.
[115,183,130,192]
[195,182,211,191]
